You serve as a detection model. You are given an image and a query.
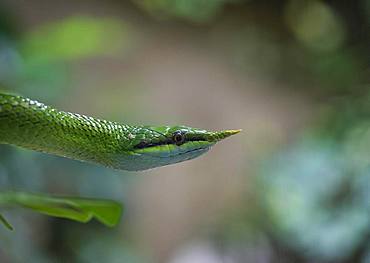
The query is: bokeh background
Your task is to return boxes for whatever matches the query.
[0,0,369,262]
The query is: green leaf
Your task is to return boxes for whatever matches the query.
[0,213,13,230]
[0,191,123,229]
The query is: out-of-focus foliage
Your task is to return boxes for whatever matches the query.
[0,0,369,262]
[285,0,346,52]
[260,137,369,261]
[133,0,234,23]
[0,16,133,100]
[0,192,122,229]
[21,17,130,63]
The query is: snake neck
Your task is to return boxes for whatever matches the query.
[0,93,133,167]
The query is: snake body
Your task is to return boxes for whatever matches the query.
[0,93,240,171]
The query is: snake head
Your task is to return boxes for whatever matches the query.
[120,125,241,171]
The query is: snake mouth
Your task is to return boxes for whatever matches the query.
[133,137,208,150]
[133,141,214,158]
[145,145,211,159]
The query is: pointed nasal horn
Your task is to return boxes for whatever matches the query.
[210,129,242,142]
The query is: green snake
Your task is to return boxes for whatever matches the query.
[0,92,240,171]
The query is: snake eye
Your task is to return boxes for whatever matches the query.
[172,131,185,145]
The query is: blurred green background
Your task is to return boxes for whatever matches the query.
[0,0,369,262]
